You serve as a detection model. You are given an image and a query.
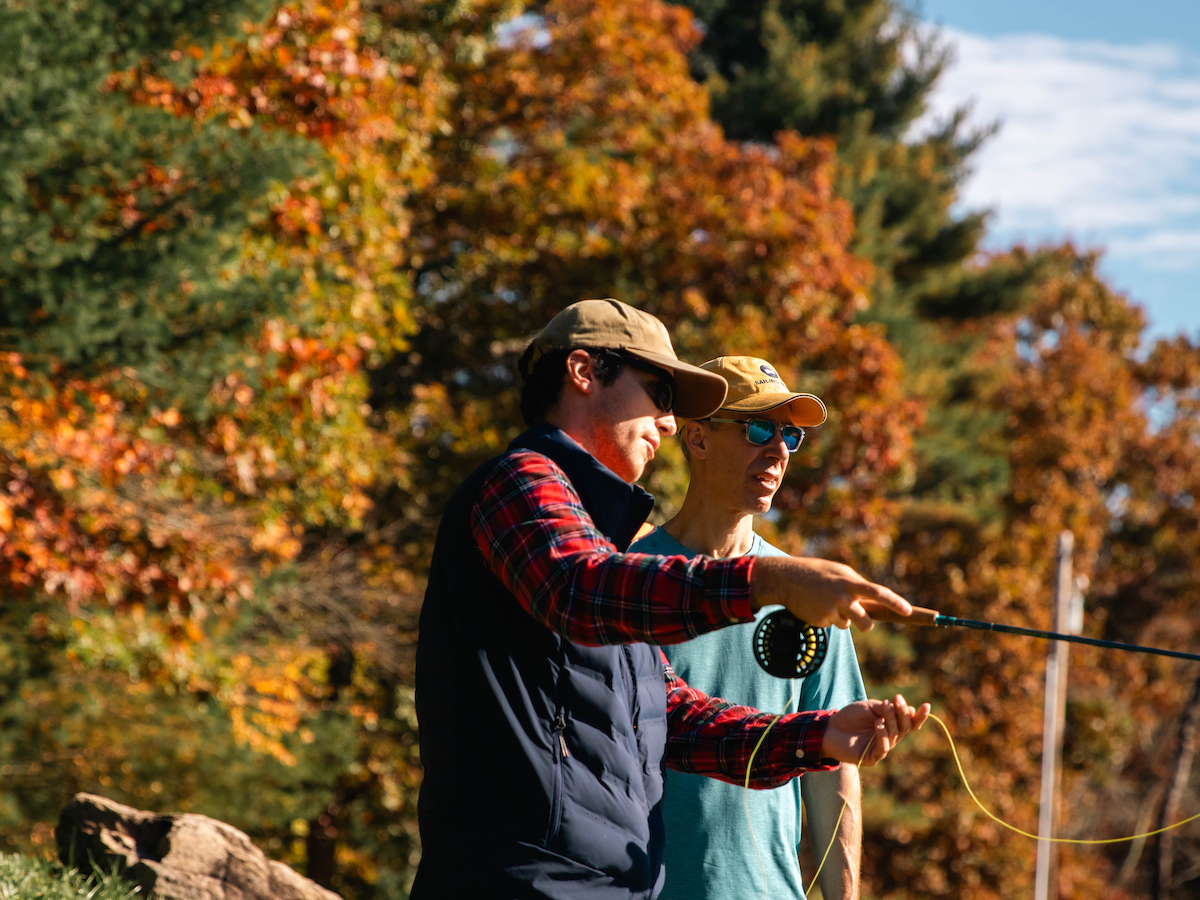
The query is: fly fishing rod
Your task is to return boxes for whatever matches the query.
[748,597,1200,898]
[753,600,1200,678]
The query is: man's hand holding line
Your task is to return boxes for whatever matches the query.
[749,556,913,631]
[821,695,931,766]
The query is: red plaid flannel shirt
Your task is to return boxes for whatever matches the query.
[471,450,836,786]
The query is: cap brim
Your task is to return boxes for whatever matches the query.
[720,392,828,427]
[624,349,728,419]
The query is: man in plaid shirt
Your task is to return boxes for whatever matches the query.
[413,299,928,899]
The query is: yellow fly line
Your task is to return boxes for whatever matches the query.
[744,710,1200,900]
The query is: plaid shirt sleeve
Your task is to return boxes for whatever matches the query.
[662,650,838,786]
[470,450,756,646]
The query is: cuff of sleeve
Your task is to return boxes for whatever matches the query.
[783,708,839,771]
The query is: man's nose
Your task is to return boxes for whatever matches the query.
[764,430,788,458]
[657,413,677,437]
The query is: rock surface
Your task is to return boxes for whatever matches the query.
[56,793,342,900]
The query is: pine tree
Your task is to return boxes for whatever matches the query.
[0,0,314,408]
[675,0,1048,518]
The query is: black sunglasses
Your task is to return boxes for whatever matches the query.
[611,352,676,413]
[706,417,805,452]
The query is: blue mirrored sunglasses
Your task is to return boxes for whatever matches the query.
[706,417,805,452]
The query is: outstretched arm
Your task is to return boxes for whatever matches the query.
[474,453,923,648]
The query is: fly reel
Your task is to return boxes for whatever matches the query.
[753,609,829,678]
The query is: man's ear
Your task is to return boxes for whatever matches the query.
[563,349,597,397]
[682,419,709,460]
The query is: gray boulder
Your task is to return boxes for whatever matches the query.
[56,793,342,900]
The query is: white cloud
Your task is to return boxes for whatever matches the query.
[495,13,552,49]
[916,28,1200,273]
[1108,229,1200,268]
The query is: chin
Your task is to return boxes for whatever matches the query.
[618,460,644,484]
[743,495,773,515]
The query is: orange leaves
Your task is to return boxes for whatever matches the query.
[991,248,1147,564]
[418,0,869,339]
[225,646,328,766]
[110,0,444,343]
[0,357,250,615]
[868,244,1200,897]
[204,317,386,534]
[0,1,430,646]
[275,192,325,236]
[125,1,389,138]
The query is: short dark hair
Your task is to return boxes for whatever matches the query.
[517,347,624,425]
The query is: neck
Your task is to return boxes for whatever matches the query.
[663,481,757,559]
[541,409,595,459]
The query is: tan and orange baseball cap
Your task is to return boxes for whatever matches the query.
[700,356,827,427]
[520,299,728,419]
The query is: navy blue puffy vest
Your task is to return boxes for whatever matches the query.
[413,425,667,899]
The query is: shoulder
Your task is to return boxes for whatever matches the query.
[493,449,566,479]
[629,526,691,557]
[483,450,572,489]
[474,450,583,517]
[748,533,789,559]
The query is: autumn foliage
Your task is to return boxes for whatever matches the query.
[3,0,1200,897]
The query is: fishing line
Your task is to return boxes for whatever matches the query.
[927,712,1200,845]
[743,692,876,900]
[744,678,801,897]
[742,604,1200,895]
[742,712,1200,900]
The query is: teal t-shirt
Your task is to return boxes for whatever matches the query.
[630,527,867,900]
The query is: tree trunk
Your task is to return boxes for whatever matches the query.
[306,803,341,889]
[1153,673,1200,900]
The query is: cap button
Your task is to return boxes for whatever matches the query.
[795,749,805,760]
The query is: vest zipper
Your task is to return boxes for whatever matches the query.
[544,710,566,847]
[554,713,570,757]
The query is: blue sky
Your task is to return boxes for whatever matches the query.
[913,0,1200,341]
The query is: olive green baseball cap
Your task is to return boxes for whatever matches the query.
[701,356,827,427]
[520,299,728,419]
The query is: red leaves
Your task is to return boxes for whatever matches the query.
[0,358,248,615]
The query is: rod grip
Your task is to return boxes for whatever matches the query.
[860,599,940,626]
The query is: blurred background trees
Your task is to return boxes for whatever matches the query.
[2,0,1199,897]
[673,2,1200,896]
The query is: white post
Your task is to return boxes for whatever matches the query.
[1034,531,1077,900]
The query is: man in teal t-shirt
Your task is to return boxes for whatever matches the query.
[631,355,869,900]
